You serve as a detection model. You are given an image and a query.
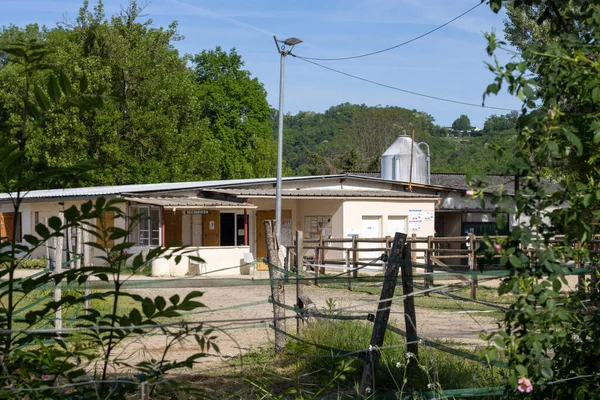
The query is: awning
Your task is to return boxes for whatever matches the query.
[205,188,438,199]
[123,196,257,210]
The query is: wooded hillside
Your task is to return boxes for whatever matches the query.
[277,104,518,176]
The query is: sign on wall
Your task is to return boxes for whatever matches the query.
[408,209,433,232]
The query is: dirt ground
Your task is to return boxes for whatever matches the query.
[121,272,502,367]
[13,268,504,370]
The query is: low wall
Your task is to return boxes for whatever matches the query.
[193,246,252,276]
[142,246,253,277]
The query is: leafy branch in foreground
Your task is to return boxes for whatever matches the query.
[478,1,600,398]
[0,37,216,399]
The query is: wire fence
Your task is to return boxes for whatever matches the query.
[0,255,596,399]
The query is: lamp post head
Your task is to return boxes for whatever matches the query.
[274,36,302,55]
[283,37,302,46]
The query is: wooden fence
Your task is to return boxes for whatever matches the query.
[286,232,600,299]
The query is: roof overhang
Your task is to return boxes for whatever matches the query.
[123,196,257,210]
[205,188,438,200]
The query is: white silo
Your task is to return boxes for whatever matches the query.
[380,136,429,184]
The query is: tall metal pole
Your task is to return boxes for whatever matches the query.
[408,128,415,191]
[273,36,302,244]
[275,48,286,244]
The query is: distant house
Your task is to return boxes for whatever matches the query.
[1,174,446,275]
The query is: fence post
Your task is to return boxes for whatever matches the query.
[75,226,82,270]
[295,231,303,273]
[352,235,359,279]
[319,237,325,276]
[410,234,417,262]
[402,241,419,372]
[264,220,286,353]
[295,230,304,334]
[44,217,51,269]
[54,212,64,331]
[139,381,148,400]
[82,226,92,313]
[469,233,477,300]
[346,249,352,290]
[314,256,320,286]
[424,235,433,296]
[384,235,392,271]
[359,232,407,396]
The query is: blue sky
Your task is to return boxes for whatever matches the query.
[1,0,522,127]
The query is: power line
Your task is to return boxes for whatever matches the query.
[291,55,519,112]
[294,2,484,61]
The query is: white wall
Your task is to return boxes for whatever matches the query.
[342,200,436,238]
[193,246,251,276]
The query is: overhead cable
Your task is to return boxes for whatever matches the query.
[294,2,484,61]
[292,55,519,111]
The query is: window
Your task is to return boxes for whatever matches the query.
[219,212,248,246]
[130,206,161,246]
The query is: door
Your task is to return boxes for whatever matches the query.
[191,214,203,247]
[220,213,235,246]
[202,210,220,247]
[361,216,382,260]
[387,216,407,236]
[256,210,292,268]
[164,210,183,246]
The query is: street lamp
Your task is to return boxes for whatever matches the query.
[273,36,302,244]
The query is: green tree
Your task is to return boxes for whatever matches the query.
[451,114,472,131]
[0,37,217,399]
[0,0,275,187]
[503,1,586,52]
[482,111,518,133]
[481,0,600,397]
[191,46,276,179]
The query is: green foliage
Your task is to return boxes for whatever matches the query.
[0,35,216,399]
[190,46,276,179]
[0,1,275,187]
[1,258,46,269]
[451,114,473,132]
[299,319,501,395]
[279,103,518,176]
[479,0,600,397]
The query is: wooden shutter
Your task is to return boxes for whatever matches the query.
[0,213,7,241]
[96,211,114,248]
[0,212,20,242]
[164,210,183,246]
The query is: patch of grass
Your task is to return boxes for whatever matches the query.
[193,317,505,399]
[300,318,503,392]
[317,274,515,316]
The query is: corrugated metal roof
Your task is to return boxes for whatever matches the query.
[206,188,437,199]
[0,174,352,201]
[0,177,275,201]
[0,173,447,202]
[123,196,257,209]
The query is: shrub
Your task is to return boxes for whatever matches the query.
[1,258,46,269]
